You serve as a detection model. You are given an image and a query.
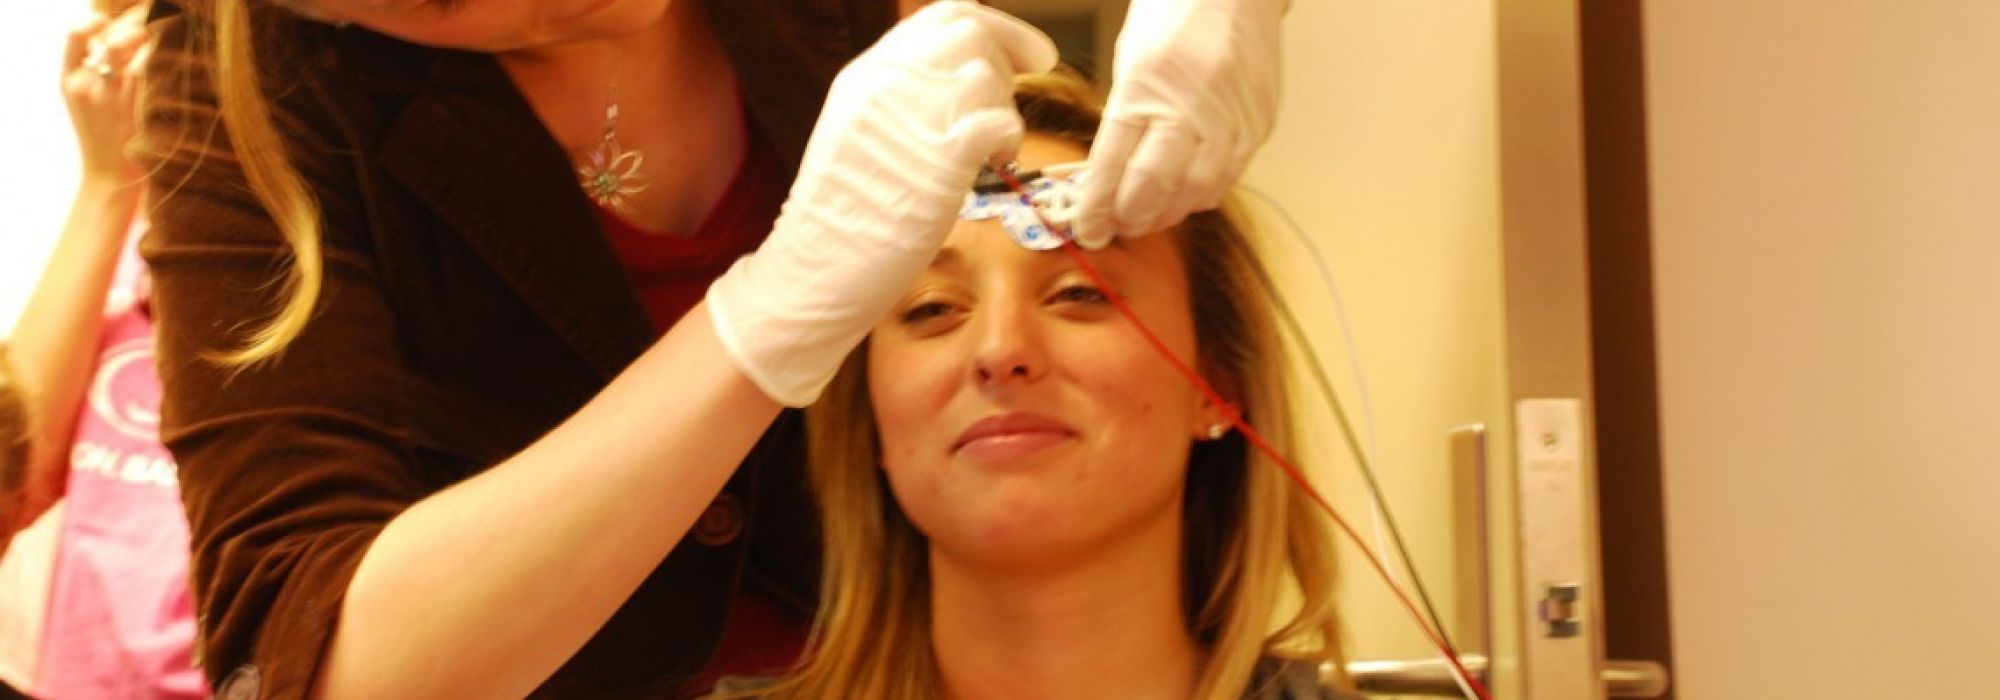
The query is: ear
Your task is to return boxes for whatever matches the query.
[1190,362,1243,440]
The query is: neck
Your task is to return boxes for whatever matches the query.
[493,0,704,70]
[496,0,730,146]
[496,0,745,232]
[928,514,1201,700]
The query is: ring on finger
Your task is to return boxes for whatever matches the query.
[82,39,114,79]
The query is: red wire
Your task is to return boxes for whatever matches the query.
[993,169,1494,700]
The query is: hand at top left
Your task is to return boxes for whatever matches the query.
[62,4,153,182]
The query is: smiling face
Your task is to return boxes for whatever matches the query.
[789,74,1345,699]
[288,0,670,51]
[865,135,1229,572]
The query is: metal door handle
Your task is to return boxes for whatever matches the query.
[1332,655,1670,697]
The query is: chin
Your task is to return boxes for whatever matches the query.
[568,0,677,38]
[927,503,1101,567]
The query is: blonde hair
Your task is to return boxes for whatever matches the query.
[751,72,1348,700]
[139,1,323,366]
[0,347,31,509]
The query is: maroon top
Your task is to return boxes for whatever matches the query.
[598,130,777,331]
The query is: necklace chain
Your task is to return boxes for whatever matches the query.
[577,54,648,211]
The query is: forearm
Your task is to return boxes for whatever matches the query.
[313,302,783,699]
[8,175,141,500]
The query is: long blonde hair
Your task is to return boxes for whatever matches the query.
[758,72,1348,700]
[139,1,323,366]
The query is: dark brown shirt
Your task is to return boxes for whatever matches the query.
[136,2,893,697]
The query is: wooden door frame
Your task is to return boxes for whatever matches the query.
[1579,1,1676,697]
[1497,0,1675,697]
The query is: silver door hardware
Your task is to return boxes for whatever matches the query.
[1333,655,1670,697]
[1540,582,1582,638]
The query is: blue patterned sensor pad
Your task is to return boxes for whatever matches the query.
[960,162,1085,251]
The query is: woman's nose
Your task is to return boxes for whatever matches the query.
[969,302,1047,387]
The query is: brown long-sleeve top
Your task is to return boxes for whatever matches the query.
[134,2,894,697]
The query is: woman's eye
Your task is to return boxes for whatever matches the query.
[899,301,959,325]
[1050,283,1110,306]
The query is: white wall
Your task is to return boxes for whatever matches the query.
[1646,2,2000,697]
[1243,0,1511,677]
[0,4,91,338]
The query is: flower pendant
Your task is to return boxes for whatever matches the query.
[577,134,649,212]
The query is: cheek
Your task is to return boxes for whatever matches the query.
[1074,345,1201,509]
[1089,363,1199,447]
[866,339,958,468]
[1069,325,1204,434]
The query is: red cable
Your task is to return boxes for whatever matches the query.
[993,170,1494,700]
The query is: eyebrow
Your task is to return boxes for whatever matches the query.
[927,247,964,270]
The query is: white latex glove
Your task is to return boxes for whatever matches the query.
[1070,0,1287,249]
[707,1,1058,407]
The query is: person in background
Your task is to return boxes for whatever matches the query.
[0,2,208,698]
[1,3,148,552]
[712,72,1355,700]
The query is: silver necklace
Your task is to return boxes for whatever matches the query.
[576,56,648,211]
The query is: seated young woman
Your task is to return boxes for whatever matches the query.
[711,72,1360,700]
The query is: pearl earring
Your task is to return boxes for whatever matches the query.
[1205,423,1229,441]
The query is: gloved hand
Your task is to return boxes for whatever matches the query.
[707,1,1057,407]
[1070,0,1287,249]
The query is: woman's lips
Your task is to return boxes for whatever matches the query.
[952,412,1077,461]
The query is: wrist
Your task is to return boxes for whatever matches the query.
[75,170,143,206]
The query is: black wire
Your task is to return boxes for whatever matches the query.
[1224,228,1466,660]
